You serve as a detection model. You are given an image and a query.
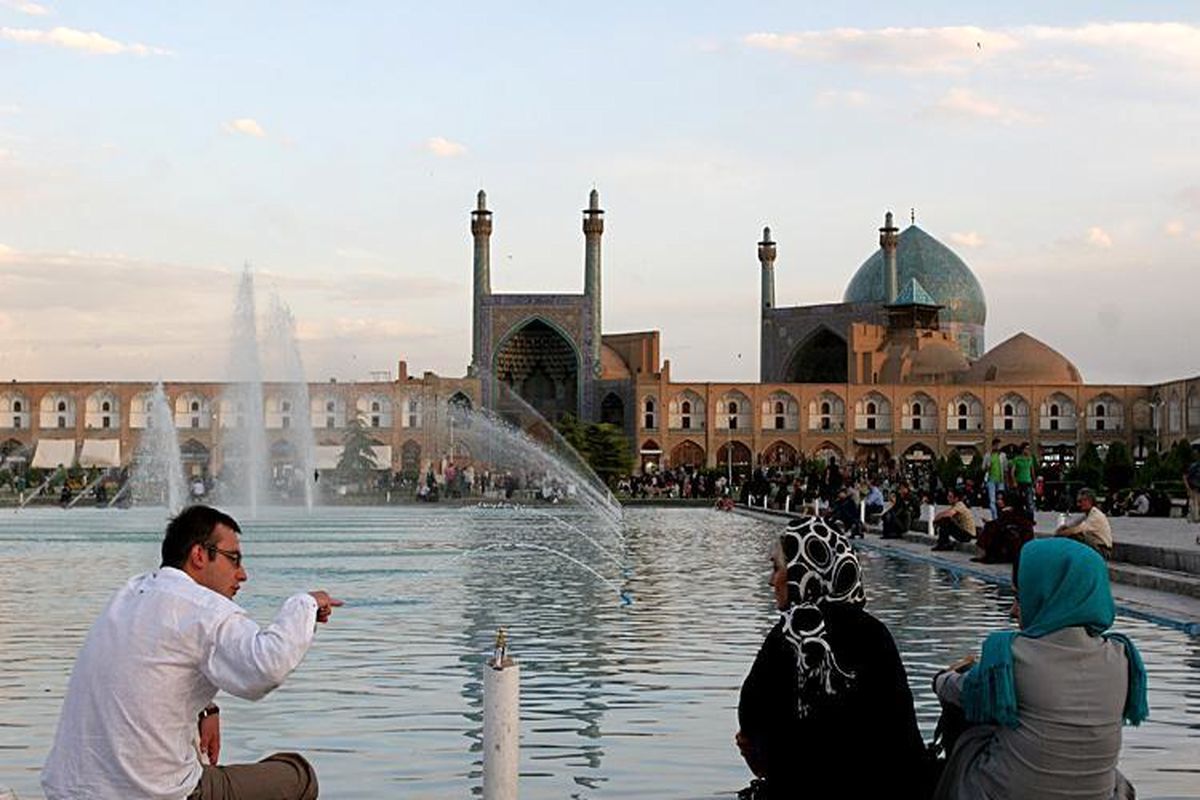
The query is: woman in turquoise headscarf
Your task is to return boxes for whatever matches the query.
[932,538,1148,800]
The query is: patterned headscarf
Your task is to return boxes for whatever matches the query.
[777,516,866,717]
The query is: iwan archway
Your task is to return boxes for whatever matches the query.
[493,318,581,424]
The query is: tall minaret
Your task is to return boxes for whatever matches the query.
[583,188,604,377]
[758,226,776,312]
[758,226,776,382]
[470,189,492,375]
[879,210,899,303]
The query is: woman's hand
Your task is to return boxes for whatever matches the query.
[735,730,766,777]
[947,653,976,673]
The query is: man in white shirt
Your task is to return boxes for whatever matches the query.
[42,505,342,800]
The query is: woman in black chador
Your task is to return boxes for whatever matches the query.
[736,517,928,799]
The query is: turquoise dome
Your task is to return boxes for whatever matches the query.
[843,225,987,327]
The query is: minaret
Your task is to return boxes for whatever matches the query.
[470,189,492,375]
[758,226,776,312]
[583,188,604,377]
[879,210,899,303]
[758,226,776,382]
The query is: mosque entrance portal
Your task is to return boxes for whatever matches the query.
[785,328,848,383]
[494,319,580,424]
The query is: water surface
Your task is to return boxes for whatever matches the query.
[0,507,1196,798]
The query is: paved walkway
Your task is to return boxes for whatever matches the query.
[736,505,1200,636]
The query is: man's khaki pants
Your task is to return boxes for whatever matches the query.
[188,752,318,800]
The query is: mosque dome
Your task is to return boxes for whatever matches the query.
[965,332,1082,384]
[844,225,987,328]
[909,342,970,379]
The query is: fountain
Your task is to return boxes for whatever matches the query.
[128,381,188,513]
[264,293,317,510]
[220,266,269,514]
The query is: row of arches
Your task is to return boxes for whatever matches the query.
[0,391,474,432]
[1163,390,1200,435]
[647,438,914,469]
[637,390,1131,435]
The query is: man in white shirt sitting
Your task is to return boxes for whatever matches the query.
[42,505,342,800]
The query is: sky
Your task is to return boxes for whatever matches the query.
[1,1,1198,386]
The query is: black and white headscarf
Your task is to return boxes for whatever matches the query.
[777,516,865,717]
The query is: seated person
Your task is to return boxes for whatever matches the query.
[737,518,929,799]
[1055,488,1113,559]
[882,482,919,539]
[932,538,1146,799]
[1127,490,1150,517]
[864,481,885,520]
[932,487,977,551]
[828,487,863,538]
[974,493,1034,564]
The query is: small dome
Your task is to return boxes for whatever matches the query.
[600,345,631,380]
[966,332,1082,384]
[910,342,970,377]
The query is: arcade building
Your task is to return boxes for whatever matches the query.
[1,192,1197,480]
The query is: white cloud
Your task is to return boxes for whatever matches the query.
[1087,226,1113,248]
[745,22,1200,79]
[923,87,1034,125]
[1,0,50,15]
[1026,22,1200,75]
[223,118,266,138]
[814,88,870,108]
[950,231,984,248]
[426,136,466,158]
[744,26,1018,72]
[0,26,170,56]
[1164,220,1185,237]
[0,104,20,114]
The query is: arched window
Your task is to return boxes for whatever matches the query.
[855,393,891,432]
[669,391,705,431]
[947,394,983,432]
[719,391,751,431]
[994,394,1030,433]
[808,393,845,432]
[762,392,799,432]
[1040,393,1076,433]
[643,396,657,430]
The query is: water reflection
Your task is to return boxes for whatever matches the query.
[0,507,1195,799]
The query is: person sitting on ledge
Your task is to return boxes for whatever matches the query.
[931,538,1147,799]
[932,487,977,552]
[1055,487,1114,560]
[736,517,929,800]
[882,482,919,539]
[41,504,342,800]
[974,492,1034,564]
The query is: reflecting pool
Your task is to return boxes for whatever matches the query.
[1,507,1196,798]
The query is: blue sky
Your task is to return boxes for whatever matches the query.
[1,1,1198,384]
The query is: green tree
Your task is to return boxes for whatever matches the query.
[1072,442,1104,491]
[584,422,633,486]
[1135,449,1161,488]
[937,450,964,490]
[554,415,634,488]
[1102,441,1134,491]
[336,415,379,485]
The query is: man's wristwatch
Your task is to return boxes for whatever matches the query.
[199,704,220,720]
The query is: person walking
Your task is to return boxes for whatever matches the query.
[1185,458,1200,525]
[1010,443,1036,520]
[982,439,1008,522]
[41,505,341,800]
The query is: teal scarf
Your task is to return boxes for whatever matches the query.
[961,538,1149,728]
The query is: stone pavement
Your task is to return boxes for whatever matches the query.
[736,505,1200,636]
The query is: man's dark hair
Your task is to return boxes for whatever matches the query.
[161,505,241,569]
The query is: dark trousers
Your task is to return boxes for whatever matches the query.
[189,752,318,800]
[935,519,973,549]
